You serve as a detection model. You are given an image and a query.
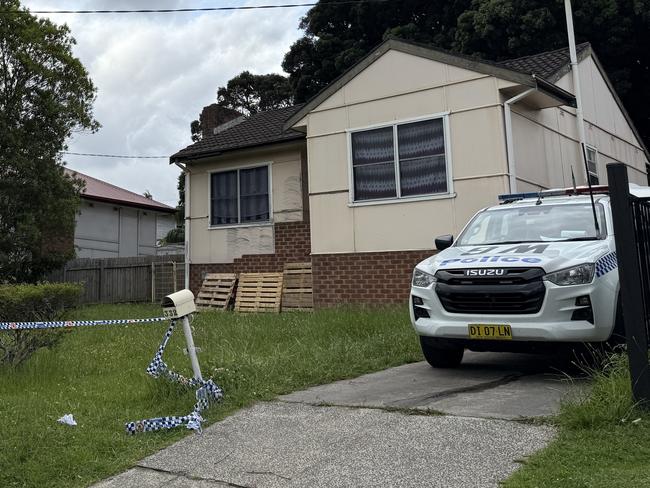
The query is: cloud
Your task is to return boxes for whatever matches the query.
[23,0,308,206]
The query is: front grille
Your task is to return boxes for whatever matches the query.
[435,267,545,314]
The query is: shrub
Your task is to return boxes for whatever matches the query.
[0,283,82,366]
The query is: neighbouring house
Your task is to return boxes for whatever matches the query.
[170,39,649,307]
[67,169,177,258]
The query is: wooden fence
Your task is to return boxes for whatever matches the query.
[47,255,185,304]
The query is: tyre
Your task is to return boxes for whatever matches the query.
[419,336,464,368]
[608,293,626,347]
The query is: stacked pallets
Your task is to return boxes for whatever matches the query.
[195,263,313,313]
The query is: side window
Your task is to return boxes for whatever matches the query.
[585,146,599,185]
[210,165,269,226]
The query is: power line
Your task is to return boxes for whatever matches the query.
[63,151,169,159]
[7,1,390,15]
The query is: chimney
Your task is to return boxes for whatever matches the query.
[199,104,243,139]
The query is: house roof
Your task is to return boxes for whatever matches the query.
[66,168,175,213]
[170,104,305,163]
[283,38,578,131]
[498,42,591,80]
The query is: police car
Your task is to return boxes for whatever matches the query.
[410,185,648,368]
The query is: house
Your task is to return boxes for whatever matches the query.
[170,39,649,307]
[67,169,177,258]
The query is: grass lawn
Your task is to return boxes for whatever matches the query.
[505,353,650,487]
[0,303,420,488]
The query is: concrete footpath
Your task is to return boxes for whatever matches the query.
[94,352,577,488]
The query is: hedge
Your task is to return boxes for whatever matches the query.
[0,283,82,366]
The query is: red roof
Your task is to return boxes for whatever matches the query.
[66,168,175,213]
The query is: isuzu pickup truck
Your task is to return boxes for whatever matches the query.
[409,186,648,368]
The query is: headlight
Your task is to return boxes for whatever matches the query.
[413,268,436,288]
[544,263,595,286]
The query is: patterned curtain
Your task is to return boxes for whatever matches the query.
[398,119,447,196]
[351,126,396,200]
[211,170,238,225]
[240,166,269,222]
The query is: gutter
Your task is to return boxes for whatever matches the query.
[174,161,191,289]
[503,88,536,193]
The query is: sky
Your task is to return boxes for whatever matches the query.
[23,0,310,207]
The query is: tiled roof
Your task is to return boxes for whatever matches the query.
[498,42,591,79]
[66,168,175,213]
[171,104,305,162]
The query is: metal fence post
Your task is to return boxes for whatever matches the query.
[607,162,650,406]
[151,262,156,303]
[172,261,178,292]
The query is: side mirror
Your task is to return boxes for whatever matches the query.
[161,289,196,319]
[435,234,454,251]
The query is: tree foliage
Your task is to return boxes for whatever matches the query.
[216,70,293,116]
[0,0,99,283]
[280,0,650,148]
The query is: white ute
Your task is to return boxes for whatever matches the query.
[410,185,649,368]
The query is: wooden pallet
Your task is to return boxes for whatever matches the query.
[282,262,313,312]
[196,273,237,310]
[234,272,284,313]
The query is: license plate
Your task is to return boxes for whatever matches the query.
[468,324,512,340]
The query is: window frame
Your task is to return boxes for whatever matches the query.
[585,144,599,185]
[208,162,273,229]
[346,112,454,206]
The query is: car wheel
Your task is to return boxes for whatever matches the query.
[419,336,464,368]
[608,293,626,347]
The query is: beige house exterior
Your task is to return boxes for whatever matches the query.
[171,39,649,306]
[285,40,647,256]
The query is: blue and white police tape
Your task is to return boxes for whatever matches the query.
[0,314,224,434]
[125,318,223,435]
[0,316,168,331]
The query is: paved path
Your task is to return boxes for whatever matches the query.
[94,352,579,488]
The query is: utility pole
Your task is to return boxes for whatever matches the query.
[564,0,588,184]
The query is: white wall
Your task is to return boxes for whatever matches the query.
[512,55,648,189]
[299,49,510,254]
[74,200,171,258]
[188,143,304,264]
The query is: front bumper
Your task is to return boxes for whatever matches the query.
[410,279,617,343]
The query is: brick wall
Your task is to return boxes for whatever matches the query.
[189,221,311,293]
[311,250,435,307]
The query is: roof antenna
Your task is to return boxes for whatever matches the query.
[570,166,577,194]
[536,186,543,206]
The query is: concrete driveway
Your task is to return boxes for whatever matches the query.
[94,352,579,488]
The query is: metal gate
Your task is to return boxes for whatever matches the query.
[607,163,650,405]
[151,261,185,303]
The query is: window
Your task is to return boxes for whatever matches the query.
[210,165,269,226]
[350,116,449,202]
[585,146,599,185]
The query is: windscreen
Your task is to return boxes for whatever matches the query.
[456,203,605,246]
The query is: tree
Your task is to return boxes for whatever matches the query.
[282,0,471,102]
[215,70,293,116]
[0,0,99,283]
[454,0,650,150]
[282,0,650,148]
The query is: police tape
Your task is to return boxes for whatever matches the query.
[126,318,223,434]
[0,315,223,434]
[0,316,168,331]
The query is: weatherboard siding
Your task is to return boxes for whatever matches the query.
[511,55,648,190]
[299,49,510,255]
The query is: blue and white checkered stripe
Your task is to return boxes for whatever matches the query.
[0,316,168,331]
[126,319,223,435]
[595,251,618,278]
[1,314,224,435]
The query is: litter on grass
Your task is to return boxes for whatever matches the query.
[57,414,77,426]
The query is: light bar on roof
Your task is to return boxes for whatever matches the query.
[498,186,609,202]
